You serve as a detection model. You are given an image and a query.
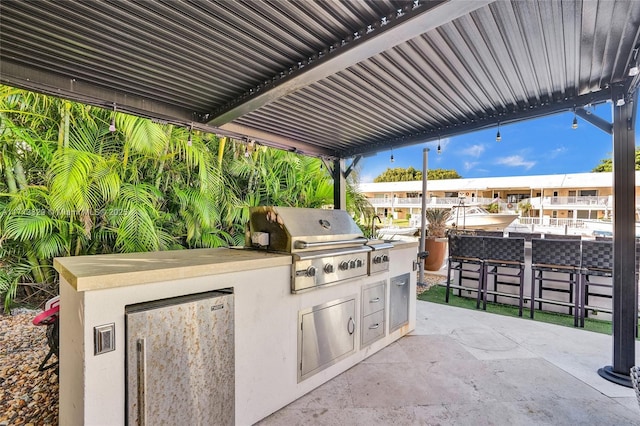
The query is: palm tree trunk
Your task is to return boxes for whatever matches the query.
[13,159,27,190]
[217,136,227,168]
[58,101,70,148]
[3,156,18,193]
[155,125,173,189]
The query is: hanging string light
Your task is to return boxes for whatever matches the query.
[496,122,501,142]
[109,103,117,132]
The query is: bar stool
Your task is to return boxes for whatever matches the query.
[474,230,504,237]
[482,237,526,316]
[446,235,485,308]
[579,240,612,327]
[530,238,581,326]
[507,232,541,242]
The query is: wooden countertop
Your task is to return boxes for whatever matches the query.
[54,248,292,292]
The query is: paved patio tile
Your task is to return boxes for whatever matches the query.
[259,301,640,424]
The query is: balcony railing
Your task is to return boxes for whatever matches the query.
[368,195,639,209]
[368,197,497,207]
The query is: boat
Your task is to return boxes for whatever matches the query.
[376,226,419,238]
[448,203,518,231]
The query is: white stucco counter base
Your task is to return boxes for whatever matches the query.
[56,243,418,425]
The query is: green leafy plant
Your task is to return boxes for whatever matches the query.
[424,208,452,238]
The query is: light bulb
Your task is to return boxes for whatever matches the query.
[496,130,501,142]
[572,116,578,130]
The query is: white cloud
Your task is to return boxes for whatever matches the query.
[461,144,485,157]
[550,147,567,158]
[463,161,478,171]
[494,155,536,170]
[360,173,375,183]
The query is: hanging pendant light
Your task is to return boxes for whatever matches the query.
[572,114,578,130]
[109,103,117,132]
[496,122,501,142]
[437,136,442,154]
[390,148,395,163]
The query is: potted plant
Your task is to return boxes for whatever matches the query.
[423,208,452,271]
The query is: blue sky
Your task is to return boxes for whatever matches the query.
[358,105,618,183]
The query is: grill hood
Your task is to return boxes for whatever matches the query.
[247,206,365,253]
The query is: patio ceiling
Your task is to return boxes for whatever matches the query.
[2,0,640,159]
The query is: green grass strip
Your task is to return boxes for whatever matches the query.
[418,284,620,336]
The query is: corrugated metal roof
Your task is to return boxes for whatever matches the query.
[2,0,639,159]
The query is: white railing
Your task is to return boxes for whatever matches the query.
[368,197,498,208]
[369,195,640,210]
[517,217,589,229]
[526,196,612,208]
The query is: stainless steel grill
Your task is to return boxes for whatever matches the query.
[247,206,391,293]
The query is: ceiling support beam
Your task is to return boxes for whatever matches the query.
[575,107,613,134]
[344,156,362,179]
[207,0,492,127]
[332,159,347,210]
[218,123,335,157]
[347,91,612,158]
[598,85,638,388]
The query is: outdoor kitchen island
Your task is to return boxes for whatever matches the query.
[55,240,418,425]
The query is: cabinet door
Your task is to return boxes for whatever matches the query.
[390,273,410,332]
[299,297,356,381]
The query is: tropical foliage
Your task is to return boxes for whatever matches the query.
[0,86,371,311]
[423,208,452,238]
[591,147,640,172]
[374,166,461,182]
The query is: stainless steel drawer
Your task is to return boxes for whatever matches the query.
[361,310,385,347]
[362,281,386,317]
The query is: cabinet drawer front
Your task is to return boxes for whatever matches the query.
[361,310,385,347]
[362,282,386,316]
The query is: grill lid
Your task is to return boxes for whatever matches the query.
[247,206,365,253]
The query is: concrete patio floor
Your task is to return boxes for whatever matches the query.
[258,300,640,425]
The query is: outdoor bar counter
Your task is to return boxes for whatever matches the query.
[55,241,418,425]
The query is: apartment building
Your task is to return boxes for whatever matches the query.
[358,171,640,226]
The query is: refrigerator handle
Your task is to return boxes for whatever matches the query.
[137,338,147,425]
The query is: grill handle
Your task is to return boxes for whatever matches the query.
[294,237,368,249]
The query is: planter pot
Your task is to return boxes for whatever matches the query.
[424,237,447,271]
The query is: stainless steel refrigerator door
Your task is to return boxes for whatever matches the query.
[390,273,410,332]
[126,291,234,425]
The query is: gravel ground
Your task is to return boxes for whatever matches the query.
[0,310,58,426]
[417,272,447,295]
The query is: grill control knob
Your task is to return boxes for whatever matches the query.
[382,254,389,262]
[306,266,317,277]
[373,255,381,264]
[339,261,349,271]
[349,259,356,269]
[324,263,334,274]
[356,259,364,268]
